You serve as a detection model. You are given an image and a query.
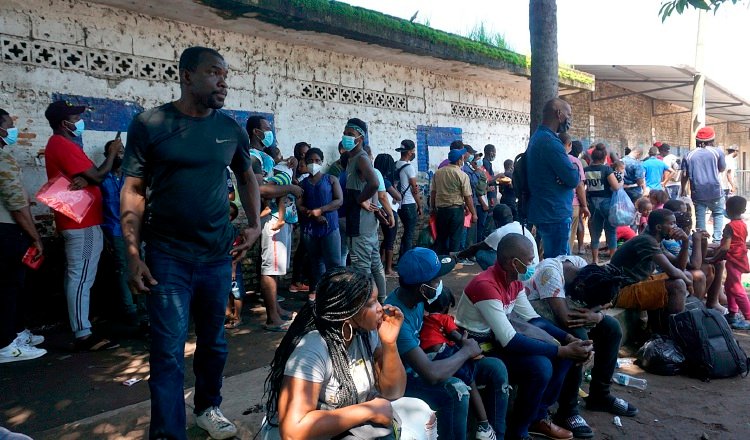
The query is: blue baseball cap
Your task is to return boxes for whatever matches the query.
[398,248,456,285]
[448,148,466,164]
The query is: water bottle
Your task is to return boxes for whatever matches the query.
[613,373,647,390]
[231,281,241,300]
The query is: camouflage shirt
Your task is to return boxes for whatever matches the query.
[0,147,29,224]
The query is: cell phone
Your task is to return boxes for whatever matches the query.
[115,131,121,139]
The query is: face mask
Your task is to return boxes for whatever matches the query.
[557,117,571,134]
[514,258,536,282]
[422,280,443,304]
[1,127,18,145]
[309,163,322,176]
[467,154,474,163]
[260,130,274,148]
[341,135,358,151]
[66,119,85,137]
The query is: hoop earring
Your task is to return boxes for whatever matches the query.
[342,321,353,342]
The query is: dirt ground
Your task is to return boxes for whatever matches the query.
[2,262,750,439]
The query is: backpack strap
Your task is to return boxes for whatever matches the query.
[396,163,411,197]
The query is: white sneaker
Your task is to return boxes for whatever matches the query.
[0,341,47,364]
[16,329,44,346]
[195,406,237,439]
[475,423,497,440]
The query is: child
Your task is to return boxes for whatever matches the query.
[419,289,497,440]
[613,160,625,184]
[635,197,652,234]
[708,196,750,330]
[648,189,668,210]
[263,146,283,164]
[262,163,298,232]
[225,202,245,329]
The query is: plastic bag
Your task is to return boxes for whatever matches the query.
[608,188,636,227]
[635,335,685,376]
[35,174,94,224]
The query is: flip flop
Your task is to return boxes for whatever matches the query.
[263,321,292,332]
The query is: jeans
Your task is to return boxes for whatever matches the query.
[558,316,622,416]
[497,353,572,438]
[348,232,386,301]
[624,188,642,204]
[398,203,418,258]
[145,246,232,440]
[475,205,488,242]
[694,196,725,243]
[435,206,464,254]
[61,226,103,338]
[292,225,310,283]
[0,224,28,348]
[380,213,398,251]
[404,357,509,439]
[302,232,341,293]
[108,236,147,324]
[588,197,617,251]
[666,185,680,200]
[535,219,571,258]
[476,249,496,270]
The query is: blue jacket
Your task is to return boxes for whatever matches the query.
[526,125,580,224]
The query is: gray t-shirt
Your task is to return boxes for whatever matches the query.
[285,330,380,410]
[345,149,379,237]
[682,146,726,202]
[123,103,252,262]
[395,160,417,206]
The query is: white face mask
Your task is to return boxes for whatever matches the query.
[309,163,322,176]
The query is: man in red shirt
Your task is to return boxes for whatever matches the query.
[43,100,120,351]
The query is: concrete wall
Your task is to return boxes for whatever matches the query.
[565,82,750,161]
[0,0,533,234]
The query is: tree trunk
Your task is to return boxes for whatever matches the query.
[529,0,559,137]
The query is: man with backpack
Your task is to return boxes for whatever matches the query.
[395,139,422,258]
[525,98,581,258]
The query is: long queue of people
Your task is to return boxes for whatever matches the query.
[1,46,747,440]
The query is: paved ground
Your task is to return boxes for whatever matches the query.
[3,262,750,439]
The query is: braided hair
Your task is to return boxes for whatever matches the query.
[568,264,629,308]
[264,267,376,420]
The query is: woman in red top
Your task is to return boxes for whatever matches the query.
[709,195,750,329]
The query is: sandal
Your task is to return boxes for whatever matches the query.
[224,319,241,329]
[74,335,120,352]
[585,396,638,417]
[263,320,292,332]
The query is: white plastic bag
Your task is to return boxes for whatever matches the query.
[609,188,636,227]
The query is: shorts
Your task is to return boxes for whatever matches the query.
[615,273,669,310]
[261,216,291,276]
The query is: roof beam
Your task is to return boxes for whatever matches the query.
[592,83,690,102]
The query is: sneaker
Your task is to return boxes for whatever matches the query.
[731,319,750,330]
[553,414,593,439]
[458,258,475,266]
[16,329,44,346]
[288,282,310,293]
[195,406,238,439]
[475,423,497,440]
[0,341,47,364]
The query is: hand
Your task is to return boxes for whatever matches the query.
[482,204,490,212]
[359,200,378,212]
[127,257,158,294]
[107,138,124,156]
[580,206,591,220]
[31,239,44,261]
[417,205,423,217]
[365,398,393,426]
[68,176,89,190]
[286,157,299,172]
[559,339,594,361]
[388,214,395,228]
[567,308,603,328]
[230,225,261,262]
[458,331,482,358]
[313,215,328,225]
[378,305,404,345]
[470,214,478,224]
[289,185,303,198]
[670,227,689,243]
[310,208,323,217]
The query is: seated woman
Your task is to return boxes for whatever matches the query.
[262,267,429,439]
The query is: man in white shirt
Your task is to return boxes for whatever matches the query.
[394,139,422,258]
[658,143,681,200]
[456,204,539,269]
[721,146,738,197]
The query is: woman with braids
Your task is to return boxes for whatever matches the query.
[261,267,412,439]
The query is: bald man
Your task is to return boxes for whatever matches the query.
[526,98,580,258]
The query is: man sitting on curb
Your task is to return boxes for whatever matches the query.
[610,208,691,333]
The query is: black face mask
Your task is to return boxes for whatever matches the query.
[557,118,572,134]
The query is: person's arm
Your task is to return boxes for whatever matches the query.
[260,184,302,200]
[576,182,590,218]
[606,172,620,191]
[387,184,402,203]
[550,146,580,188]
[278,377,393,440]
[0,161,44,256]
[653,253,691,286]
[680,159,690,197]
[70,139,122,189]
[310,176,343,217]
[660,165,673,189]
[401,334,481,385]
[688,230,708,270]
[545,297,603,329]
[121,176,157,293]
[717,151,726,173]
[408,176,422,215]
[373,305,406,399]
[10,206,43,257]
[456,241,492,260]
[379,190,396,228]
[707,225,732,263]
[728,168,736,194]
[356,155,379,204]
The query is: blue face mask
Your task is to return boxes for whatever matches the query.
[261,130,274,148]
[422,280,443,304]
[467,154,474,163]
[514,259,536,282]
[66,119,85,137]
[1,127,18,146]
[341,135,359,151]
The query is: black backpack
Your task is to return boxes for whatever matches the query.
[511,152,530,225]
[670,306,750,381]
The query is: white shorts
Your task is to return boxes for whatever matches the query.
[261,216,291,276]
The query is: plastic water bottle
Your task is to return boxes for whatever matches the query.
[613,373,647,390]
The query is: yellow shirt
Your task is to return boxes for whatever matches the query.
[432,164,471,208]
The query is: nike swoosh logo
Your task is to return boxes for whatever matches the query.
[216,138,232,144]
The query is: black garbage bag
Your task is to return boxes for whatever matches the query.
[636,335,686,376]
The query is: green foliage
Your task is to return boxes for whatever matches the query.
[659,0,744,21]
[464,22,511,50]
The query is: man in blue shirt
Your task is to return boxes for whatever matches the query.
[526,98,580,258]
[385,248,509,439]
[622,146,647,202]
[642,147,671,190]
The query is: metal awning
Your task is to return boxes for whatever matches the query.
[574,64,750,127]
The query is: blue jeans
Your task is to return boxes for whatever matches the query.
[476,249,496,270]
[535,219,571,258]
[694,196,725,243]
[302,231,341,292]
[145,247,232,440]
[109,236,147,324]
[666,185,679,200]
[497,353,572,438]
[475,205,488,242]
[398,203,418,257]
[404,357,509,439]
[588,197,617,251]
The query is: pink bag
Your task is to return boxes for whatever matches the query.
[36,174,94,223]
[463,212,471,228]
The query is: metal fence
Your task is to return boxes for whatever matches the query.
[736,170,750,199]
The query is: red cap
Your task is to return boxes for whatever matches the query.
[653,141,663,148]
[696,126,715,142]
